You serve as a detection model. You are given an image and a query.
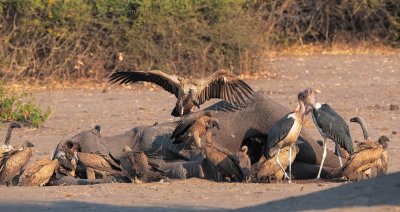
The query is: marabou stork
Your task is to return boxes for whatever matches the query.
[109,69,254,117]
[300,88,354,179]
[263,92,308,183]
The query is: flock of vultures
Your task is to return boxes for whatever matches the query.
[0,70,390,186]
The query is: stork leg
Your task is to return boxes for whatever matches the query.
[335,143,343,167]
[288,146,292,184]
[316,138,328,179]
[276,148,290,181]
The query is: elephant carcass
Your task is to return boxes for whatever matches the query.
[51,92,347,184]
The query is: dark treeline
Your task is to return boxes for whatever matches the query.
[0,0,399,83]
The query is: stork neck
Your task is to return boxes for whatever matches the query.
[296,100,306,119]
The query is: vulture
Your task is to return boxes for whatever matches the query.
[255,145,298,182]
[350,117,380,151]
[119,146,164,183]
[76,152,122,179]
[170,111,220,149]
[77,152,121,180]
[109,69,254,117]
[170,110,248,181]
[236,146,251,182]
[263,92,308,183]
[0,142,34,185]
[204,130,248,182]
[331,115,390,181]
[1,122,22,152]
[18,158,59,186]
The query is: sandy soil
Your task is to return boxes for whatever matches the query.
[0,54,399,211]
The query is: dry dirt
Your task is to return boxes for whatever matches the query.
[0,54,399,211]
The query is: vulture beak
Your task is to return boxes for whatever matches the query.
[192,99,201,109]
[214,122,220,130]
[207,120,220,130]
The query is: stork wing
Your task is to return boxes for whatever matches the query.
[314,104,354,153]
[109,70,181,98]
[263,114,294,158]
[195,69,254,107]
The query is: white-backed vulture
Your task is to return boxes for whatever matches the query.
[76,152,121,179]
[109,69,254,116]
[0,142,34,185]
[170,111,220,149]
[18,158,59,186]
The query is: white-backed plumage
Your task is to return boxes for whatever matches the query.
[109,69,254,117]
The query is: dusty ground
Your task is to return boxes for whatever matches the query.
[0,54,399,211]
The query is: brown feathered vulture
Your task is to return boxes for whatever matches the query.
[109,69,254,117]
[339,144,383,181]
[170,111,220,149]
[255,145,298,182]
[76,152,121,179]
[1,122,22,152]
[336,116,391,181]
[119,146,163,183]
[204,130,248,182]
[18,158,59,186]
[235,146,251,182]
[0,142,34,186]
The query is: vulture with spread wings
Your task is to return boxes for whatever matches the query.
[109,69,254,117]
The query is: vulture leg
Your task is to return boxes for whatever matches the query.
[288,146,292,184]
[276,148,290,181]
[317,138,328,179]
[86,167,96,180]
[336,143,343,167]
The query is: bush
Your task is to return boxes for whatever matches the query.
[248,0,400,46]
[0,0,399,83]
[0,0,265,82]
[0,81,51,127]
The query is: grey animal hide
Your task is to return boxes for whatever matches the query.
[52,92,343,184]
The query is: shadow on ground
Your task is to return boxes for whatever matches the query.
[2,172,399,212]
[239,172,400,211]
[0,201,218,212]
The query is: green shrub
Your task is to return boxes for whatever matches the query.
[0,82,51,127]
[0,0,399,83]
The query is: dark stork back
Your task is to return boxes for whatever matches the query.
[263,113,295,159]
[312,104,354,153]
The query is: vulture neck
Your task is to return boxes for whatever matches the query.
[4,125,14,145]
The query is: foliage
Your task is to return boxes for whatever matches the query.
[0,0,399,83]
[0,82,51,127]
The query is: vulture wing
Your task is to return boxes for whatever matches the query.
[109,70,182,98]
[195,69,254,107]
[170,111,211,143]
